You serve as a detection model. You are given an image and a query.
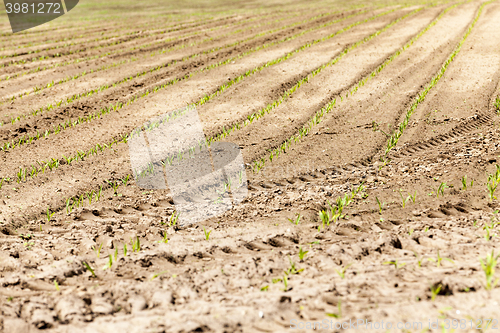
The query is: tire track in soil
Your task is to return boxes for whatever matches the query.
[246,1,499,192]
[249,1,482,183]
[196,7,421,130]
[216,5,445,172]
[0,8,406,223]
[0,8,377,150]
[394,2,500,150]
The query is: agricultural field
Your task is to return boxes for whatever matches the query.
[1,0,500,331]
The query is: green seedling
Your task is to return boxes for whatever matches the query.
[121,175,130,186]
[298,246,308,262]
[158,231,169,244]
[114,248,118,261]
[436,182,449,197]
[288,213,301,225]
[285,256,303,275]
[65,198,72,214]
[494,96,500,114]
[168,211,179,227]
[0,177,9,189]
[487,181,498,201]
[383,260,406,269]
[92,243,103,258]
[24,241,34,250]
[408,227,414,236]
[19,233,32,241]
[105,179,121,197]
[151,270,168,280]
[375,197,385,214]
[102,254,113,270]
[54,279,60,291]
[399,189,411,208]
[326,300,342,319]
[409,190,417,203]
[430,283,442,301]
[203,227,211,240]
[428,250,454,268]
[461,175,473,190]
[480,250,499,290]
[83,261,96,277]
[131,236,141,252]
[282,275,289,291]
[483,221,498,241]
[46,207,55,223]
[123,244,127,257]
[335,263,352,279]
[86,191,93,205]
[413,252,424,267]
[260,285,269,292]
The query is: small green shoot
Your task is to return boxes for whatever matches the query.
[203,227,212,240]
[298,246,308,262]
[83,261,96,277]
[430,283,442,301]
[326,300,342,318]
[335,263,352,279]
[480,250,499,290]
[92,243,103,258]
[375,197,385,214]
[46,207,55,222]
[427,250,454,268]
[436,182,449,197]
[158,231,169,244]
[288,213,301,225]
[383,260,406,269]
[131,236,140,252]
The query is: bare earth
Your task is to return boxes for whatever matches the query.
[1,0,500,332]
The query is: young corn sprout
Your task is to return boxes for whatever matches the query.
[46,207,55,223]
[436,182,449,197]
[335,264,352,279]
[203,227,212,240]
[480,250,499,290]
[383,260,406,269]
[131,236,141,252]
[427,250,454,268]
[298,246,308,262]
[375,197,385,214]
[288,213,302,225]
[487,165,500,201]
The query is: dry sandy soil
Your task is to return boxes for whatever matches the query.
[1,0,500,332]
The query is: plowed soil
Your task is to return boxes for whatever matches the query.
[1,0,500,332]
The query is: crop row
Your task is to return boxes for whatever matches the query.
[1,7,368,130]
[0,8,394,188]
[130,8,417,178]
[0,11,285,84]
[0,11,278,68]
[381,0,490,165]
[249,3,457,173]
[0,7,339,104]
[0,14,244,59]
